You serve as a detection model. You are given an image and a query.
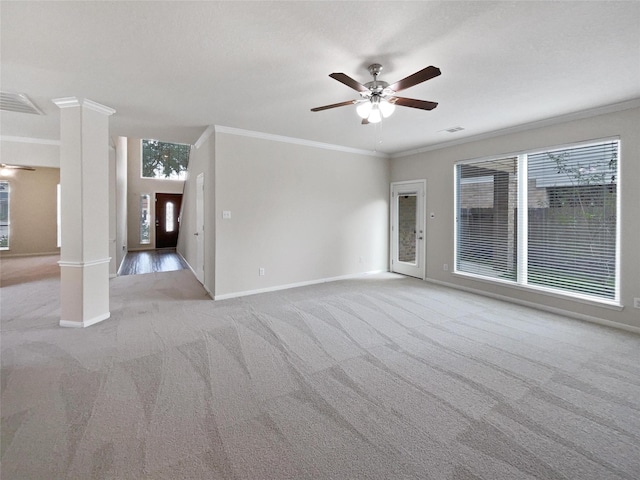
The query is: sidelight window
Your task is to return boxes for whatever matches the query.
[140,194,151,244]
[0,181,9,250]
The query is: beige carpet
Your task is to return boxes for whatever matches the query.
[1,255,640,479]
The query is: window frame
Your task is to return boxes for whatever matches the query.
[454,137,621,306]
[0,181,9,250]
[140,193,151,245]
[140,139,190,181]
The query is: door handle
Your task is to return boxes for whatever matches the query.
[193,232,199,236]
[418,236,423,240]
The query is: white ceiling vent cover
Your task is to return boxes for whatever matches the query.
[0,92,44,115]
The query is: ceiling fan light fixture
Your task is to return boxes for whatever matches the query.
[367,105,382,123]
[356,100,372,119]
[379,99,396,118]
[311,63,441,124]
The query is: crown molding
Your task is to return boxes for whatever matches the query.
[214,125,389,158]
[0,135,60,146]
[392,98,640,159]
[52,97,116,116]
[194,125,215,149]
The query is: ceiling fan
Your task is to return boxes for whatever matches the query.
[0,163,36,171]
[311,63,441,124]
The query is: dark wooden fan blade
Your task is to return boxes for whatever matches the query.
[310,100,356,112]
[329,73,369,92]
[388,66,441,92]
[391,96,438,110]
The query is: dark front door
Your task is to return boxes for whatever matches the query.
[155,193,182,248]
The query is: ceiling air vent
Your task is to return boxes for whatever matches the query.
[0,92,44,115]
[444,126,464,133]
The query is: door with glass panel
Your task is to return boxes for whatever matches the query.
[391,181,426,279]
[155,193,182,248]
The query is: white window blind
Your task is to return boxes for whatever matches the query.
[527,141,618,299]
[456,157,518,281]
[455,140,619,302]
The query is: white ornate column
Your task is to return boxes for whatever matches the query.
[53,97,115,327]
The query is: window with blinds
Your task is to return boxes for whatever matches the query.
[455,139,619,302]
[456,158,518,281]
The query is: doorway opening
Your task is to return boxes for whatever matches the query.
[390,180,426,279]
[155,193,182,249]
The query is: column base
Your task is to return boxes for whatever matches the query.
[59,259,110,328]
[60,312,110,328]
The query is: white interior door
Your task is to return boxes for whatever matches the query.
[195,173,205,284]
[391,180,426,279]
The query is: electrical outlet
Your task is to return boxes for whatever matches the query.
[443,264,448,271]
[634,297,640,309]
[259,267,265,276]
[222,210,231,219]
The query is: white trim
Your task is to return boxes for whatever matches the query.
[451,270,623,310]
[425,277,639,334]
[392,98,640,159]
[0,251,59,258]
[390,180,427,280]
[0,135,61,146]
[449,135,620,169]
[52,97,116,116]
[58,257,111,268]
[214,125,389,158]
[214,270,387,300]
[177,250,196,276]
[194,125,215,149]
[176,250,212,298]
[177,250,197,278]
[60,312,110,328]
[52,97,80,109]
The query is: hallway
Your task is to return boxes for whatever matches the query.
[118,249,189,276]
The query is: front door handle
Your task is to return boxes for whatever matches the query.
[193,232,199,236]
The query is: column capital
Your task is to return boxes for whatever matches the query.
[52,97,115,116]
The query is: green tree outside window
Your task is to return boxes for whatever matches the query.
[142,140,190,180]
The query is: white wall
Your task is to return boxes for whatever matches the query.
[0,138,60,168]
[177,129,215,294]
[213,131,390,298]
[391,106,640,331]
[126,138,185,250]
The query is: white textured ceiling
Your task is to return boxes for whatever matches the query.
[1,1,639,155]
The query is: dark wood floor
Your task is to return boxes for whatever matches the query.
[119,249,189,276]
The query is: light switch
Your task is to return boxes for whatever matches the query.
[222,210,231,219]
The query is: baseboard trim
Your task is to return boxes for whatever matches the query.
[425,278,640,335]
[176,251,212,299]
[214,270,387,301]
[60,312,110,328]
[176,250,197,277]
[0,251,60,258]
